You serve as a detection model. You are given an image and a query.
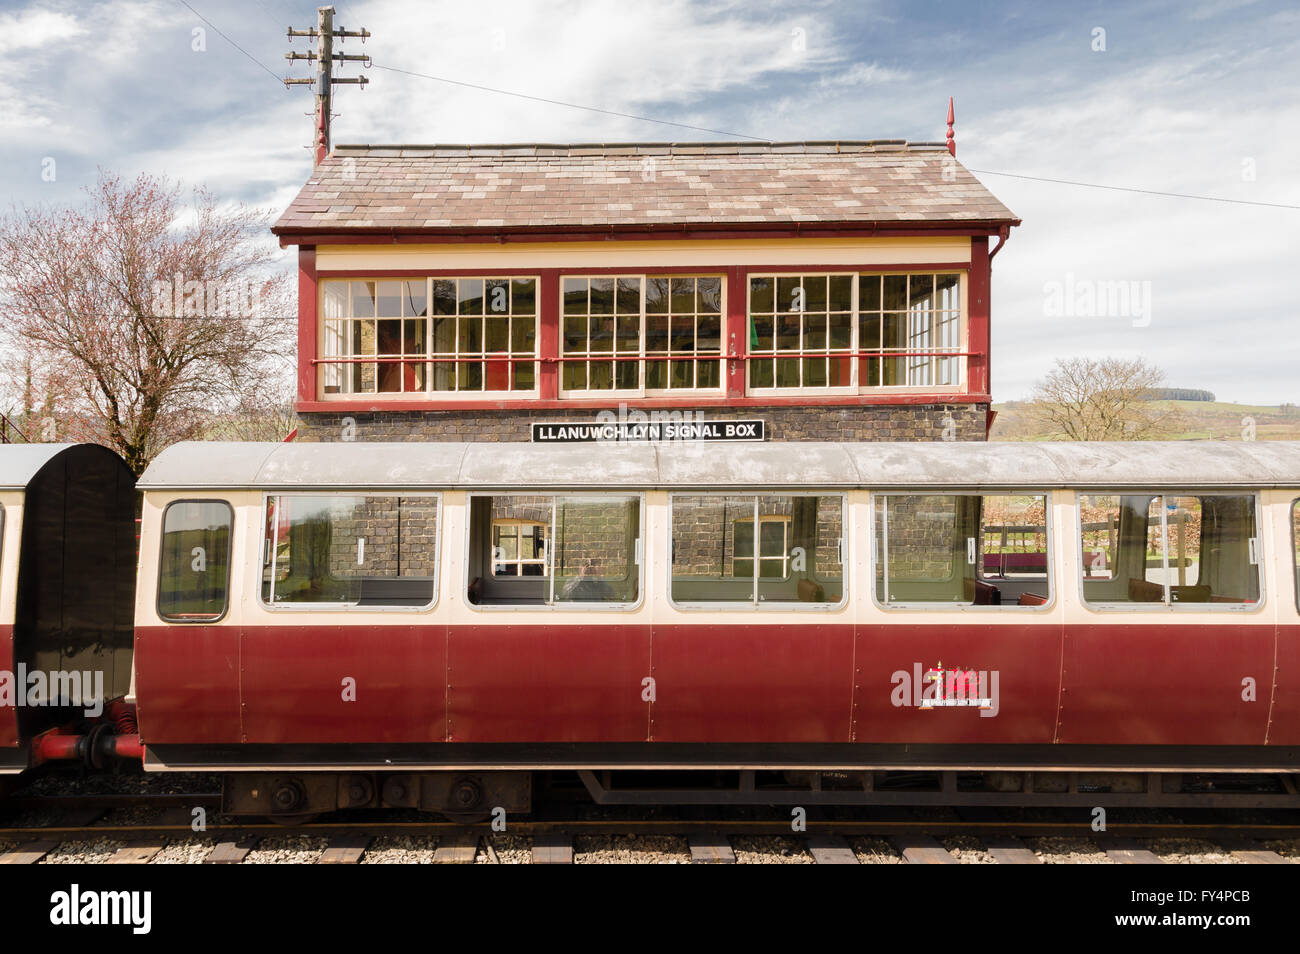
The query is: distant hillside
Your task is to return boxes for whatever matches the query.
[990,400,1300,442]
[1144,388,1216,402]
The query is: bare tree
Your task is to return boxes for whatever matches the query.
[1028,356,1181,440]
[0,171,293,473]
[205,387,300,443]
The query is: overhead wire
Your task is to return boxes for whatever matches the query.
[179,0,1298,211]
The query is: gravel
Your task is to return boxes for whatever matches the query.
[12,770,220,798]
[573,834,690,864]
[849,836,904,863]
[359,835,440,864]
[39,839,126,863]
[93,805,168,827]
[478,834,530,863]
[730,835,812,863]
[1260,838,1300,858]
[0,829,1277,863]
[942,834,996,863]
[1148,838,1241,864]
[242,834,329,864]
[151,839,216,864]
[1029,836,1114,863]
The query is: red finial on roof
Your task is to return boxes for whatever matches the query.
[946,98,956,157]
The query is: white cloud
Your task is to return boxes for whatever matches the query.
[954,21,1300,402]
[0,0,1295,403]
[329,0,844,143]
[0,7,86,56]
[818,61,909,87]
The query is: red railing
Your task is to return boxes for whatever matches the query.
[310,350,972,366]
[0,414,31,444]
[309,351,971,393]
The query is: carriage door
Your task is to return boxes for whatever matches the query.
[1060,492,1271,744]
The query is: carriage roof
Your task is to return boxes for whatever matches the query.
[0,444,112,491]
[136,440,1300,492]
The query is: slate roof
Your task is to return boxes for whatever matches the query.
[272,141,1019,237]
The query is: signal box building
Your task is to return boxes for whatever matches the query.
[273,138,1019,443]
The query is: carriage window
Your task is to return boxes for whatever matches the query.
[874,494,1049,607]
[1293,500,1300,612]
[1079,494,1259,607]
[261,495,438,608]
[671,494,844,605]
[159,500,233,621]
[468,494,640,605]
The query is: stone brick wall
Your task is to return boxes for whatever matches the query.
[672,494,843,580]
[875,494,967,583]
[274,495,438,584]
[295,402,989,443]
[475,495,639,579]
[554,497,637,579]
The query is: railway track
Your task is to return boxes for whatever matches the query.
[1,797,1297,864]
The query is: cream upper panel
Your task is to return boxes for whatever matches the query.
[0,492,22,628]
[315,236,973,272]
[135,486,1300,627]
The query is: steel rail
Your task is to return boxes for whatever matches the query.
[3,819,1300,840]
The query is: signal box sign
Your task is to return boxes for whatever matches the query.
[531,419,766,443]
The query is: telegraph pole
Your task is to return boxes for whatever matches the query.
[286,6,371,167]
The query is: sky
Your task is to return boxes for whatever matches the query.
[1,0,1297,403]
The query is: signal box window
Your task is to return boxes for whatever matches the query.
[1079,494,1260,607]
[734,515,791,579]
[468,495,641,606]
[492,519,548,576]
[560,275,724,395]
[320,277,537,397]
[159,501,233,621]
[671,495,844,605]
[261,495,439,608]
[874,494,1049,607]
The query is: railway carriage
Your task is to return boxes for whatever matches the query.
[0,444,136,776]
[130,439,1300,818]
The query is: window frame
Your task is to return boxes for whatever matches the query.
[489,517,549,577]
[667,492,848,611]
[557,273,727,399]
[746,270,966,396]
[318,276,541,401]
[732,513,792,580]
[157,498,235,624]
[869,490,1056,612]
[1292,498,1300,614]
[1075,490,1266,613]
[257,491,442,613]
[465,492,646,612]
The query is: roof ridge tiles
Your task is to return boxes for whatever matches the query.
[330,140,952,157]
